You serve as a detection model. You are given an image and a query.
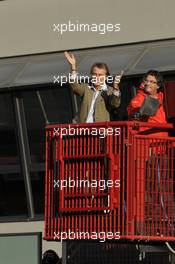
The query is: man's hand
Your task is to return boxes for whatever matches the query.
[64,51,76,71]
[113,70,124,90]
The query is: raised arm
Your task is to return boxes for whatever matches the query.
[64,51,85,96]
[108,70,124,108]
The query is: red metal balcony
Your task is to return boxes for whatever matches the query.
[44,121,175,242]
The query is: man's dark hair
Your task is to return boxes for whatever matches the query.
[143,70,164,89]
[90,62,110,76]
[42,250,61,264]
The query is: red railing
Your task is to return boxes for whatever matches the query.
[44,121,175,242]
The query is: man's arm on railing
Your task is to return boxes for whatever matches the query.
[127,90,145,116]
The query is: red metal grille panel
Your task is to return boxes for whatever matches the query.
[132,135,175,240]
[44,121,175,242]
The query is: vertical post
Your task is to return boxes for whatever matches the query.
[13,93,35,219]
[62,241,67,264]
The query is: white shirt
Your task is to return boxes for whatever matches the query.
[86,84,108,123]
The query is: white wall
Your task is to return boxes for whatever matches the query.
[0,221,62,257]
[0,0,175,57]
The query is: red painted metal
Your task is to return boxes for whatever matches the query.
[44,121,175,242]
[164,81,175,120]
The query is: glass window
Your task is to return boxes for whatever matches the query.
[22,85,73,214]
[22,85,73,163]
[0,93,28,217]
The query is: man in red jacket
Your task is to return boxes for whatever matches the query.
[128,71,168,223]
[127,70,167,137]
[128,70,166,123]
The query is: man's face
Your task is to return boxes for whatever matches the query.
[144,74,159,95]
[91,67,107,88]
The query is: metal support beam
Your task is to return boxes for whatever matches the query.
[13,93,34,219]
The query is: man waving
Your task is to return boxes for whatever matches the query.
[64,51,122,123]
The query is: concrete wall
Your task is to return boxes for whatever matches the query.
[0,0,175,57]
[0,221,62,257]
